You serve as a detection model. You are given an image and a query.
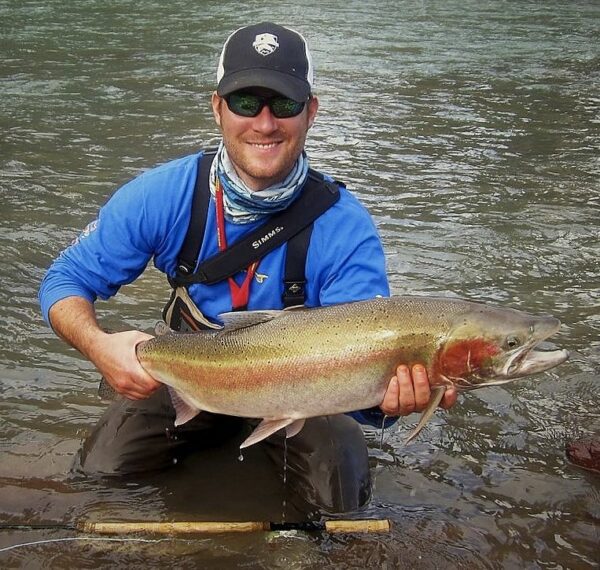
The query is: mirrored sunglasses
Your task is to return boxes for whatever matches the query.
[225,92,306,119]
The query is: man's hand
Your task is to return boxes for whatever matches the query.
[49,296,161,400]
[90,330,161,400]
[380,364,457,416]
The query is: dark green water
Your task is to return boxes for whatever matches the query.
[1,0,598,567]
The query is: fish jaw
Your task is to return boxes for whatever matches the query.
[499,315,568,379]
[506,345,569,378]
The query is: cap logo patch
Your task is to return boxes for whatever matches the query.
[253,33,279,56]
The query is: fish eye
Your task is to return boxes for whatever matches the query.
[505,336,521,349]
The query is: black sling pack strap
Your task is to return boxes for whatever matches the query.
[283,223,313,307]
[171,152,341,294]
[173,150,216,280]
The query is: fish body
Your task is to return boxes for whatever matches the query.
[136,296,568,447]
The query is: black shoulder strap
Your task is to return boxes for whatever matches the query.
[282,174,346,307]
[173,150,216,279]
[173,168,340,287]
[283,224,313,307]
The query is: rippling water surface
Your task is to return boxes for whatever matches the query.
[1,0,598,567]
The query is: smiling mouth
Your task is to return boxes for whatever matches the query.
[249,142,280,150]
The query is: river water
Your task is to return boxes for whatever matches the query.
[1,0,598,568]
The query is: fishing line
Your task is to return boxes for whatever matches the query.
[0,536,169,554]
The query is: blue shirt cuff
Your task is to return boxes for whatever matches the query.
[347,407,398,429]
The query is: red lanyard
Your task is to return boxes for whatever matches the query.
[214,179,259,310]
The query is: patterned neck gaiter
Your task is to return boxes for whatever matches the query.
[209,142,309,224]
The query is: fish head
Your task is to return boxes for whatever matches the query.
[434,306,569,390]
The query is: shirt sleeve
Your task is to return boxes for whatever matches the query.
[38,155,198,324]
[347,408,399,429]
[38,177,152,323]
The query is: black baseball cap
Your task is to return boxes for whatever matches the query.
[216,23,314,102]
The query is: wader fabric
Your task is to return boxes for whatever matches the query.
[74,387,371,515]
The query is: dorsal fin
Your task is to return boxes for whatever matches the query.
[154,321,175,336]
[217,310,285,332]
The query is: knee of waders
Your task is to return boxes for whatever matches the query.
[264,415,371,515]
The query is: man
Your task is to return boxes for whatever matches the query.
[39,23,456,515]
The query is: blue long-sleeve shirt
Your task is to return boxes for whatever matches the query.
[39,150,394,427]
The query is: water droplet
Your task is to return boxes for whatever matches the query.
[238,452,244,462]
[282,437,288,523]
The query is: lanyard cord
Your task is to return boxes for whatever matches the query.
[214,179,259,310]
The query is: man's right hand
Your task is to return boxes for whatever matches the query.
[90,330,161,400]
[48,296,161,400]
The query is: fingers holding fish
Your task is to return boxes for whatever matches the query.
[379,376,401,416]
[410,364,432,410]
[380,364,432,416]
[93,330,161,400]
[108,372,160,400]
[439,385,458,410]
[380,364,460,417]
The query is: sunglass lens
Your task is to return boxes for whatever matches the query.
[270,98,305,118]
[226,92,306,118]
[227,93,262,117]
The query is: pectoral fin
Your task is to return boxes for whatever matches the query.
[240,418,306,449]
[98,377,120,401]
[404,386,447,444]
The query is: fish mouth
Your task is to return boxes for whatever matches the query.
[502,317,569,378]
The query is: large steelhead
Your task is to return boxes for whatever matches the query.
[136,296,568,448]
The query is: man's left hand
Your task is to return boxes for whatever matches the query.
[380,364,457,416]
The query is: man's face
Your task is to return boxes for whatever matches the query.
[212,89,319,191]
